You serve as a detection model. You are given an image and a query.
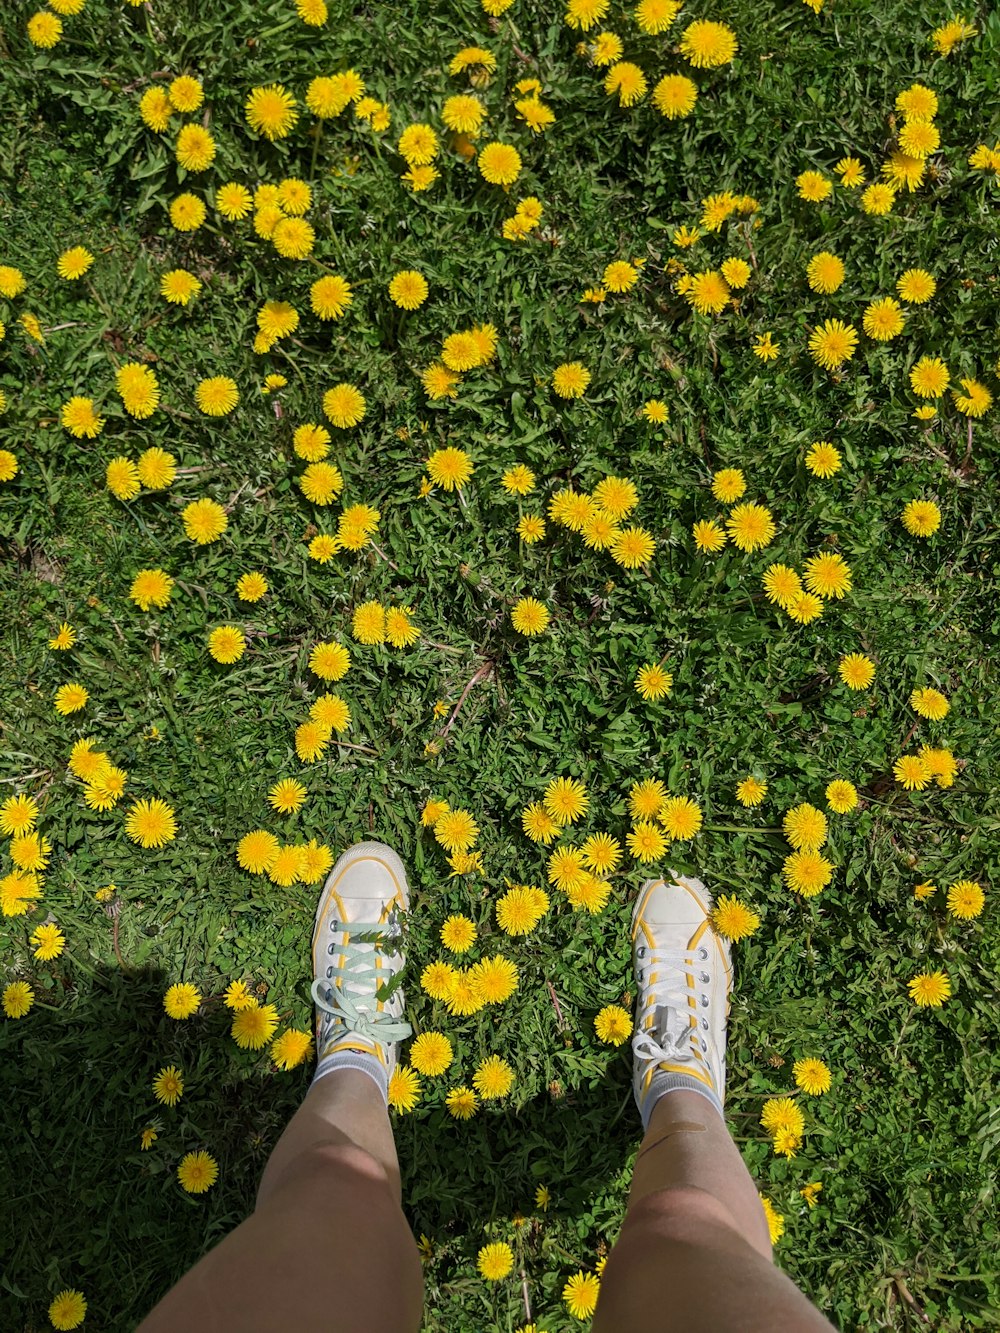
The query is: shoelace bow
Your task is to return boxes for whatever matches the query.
[311,918,412,1046]
[631,944,712,1065]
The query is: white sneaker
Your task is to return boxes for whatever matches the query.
[311,842,412,1089]
[631,873,732,1126]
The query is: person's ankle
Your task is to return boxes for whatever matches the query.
[645,1082,724,1132]
[642,1071,724,1131]
[313,1046,389,1102]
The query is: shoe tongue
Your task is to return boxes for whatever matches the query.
[654,1002,696,1055]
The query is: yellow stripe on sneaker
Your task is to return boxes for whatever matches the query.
[688,918,709,950]
[656,1061,716,1090]
[318,1036,388,1066]
[311,854,406,977]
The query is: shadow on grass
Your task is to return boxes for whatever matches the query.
[1,960,640,1331]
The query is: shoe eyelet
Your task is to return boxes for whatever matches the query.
[698,947,708,960]
[701,1018,709,1030]
[637,946,647,958]
[326,967,334,978]
[700,972,710,983]
[701,1039,708,1052]
[700,995,709,1007]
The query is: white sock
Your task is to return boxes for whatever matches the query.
[312,1049,388,1103]
[641,1071,724,1130]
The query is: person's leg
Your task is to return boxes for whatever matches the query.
[139,843,424,1333]
[593,875,835,1332]
[140,1070,423,1333]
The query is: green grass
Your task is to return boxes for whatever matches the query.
[2,0,999,1328]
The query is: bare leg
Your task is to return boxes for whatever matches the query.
[139,1071,423,1333]
[593,1091,835,1332]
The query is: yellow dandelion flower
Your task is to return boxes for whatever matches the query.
[544,776,588,826]
[736,776,767,807]
[634,662,672,701]
[726,503,776,552]
[783,803,827,851]
[563,1271,601,1320]
[231,1001,279,1048]
[659,795,703,841]
[163,982,201,1019]
[153,1064,184,1105]
[783,849,834,896]
[207,625,246,664]
[910,686,949,720]
[806,251,844,293]
[169,192,206,232]
[838,652,875,689]
[565,0,609,31]
[246,84,298,140]
[805,441,841,478]
[477,1241,514,1280]
[511,597,550,635]
[124,797,177,848]
[54,682,88,715]
[803,552,851,599]
[825,779,858,814]
[860,182,896,215]
[946,879,984,920]
[685,269,730,315]
[808,319,858,370]
[129,568,174,612]
[692,519,727,553]
[271,1028,313,1070]
[711,895,760,941]
[952,378,992,418]
[177,1150,218,1193]
[445,1085,478,1119]
[434,808,479,853]
[679,18,738,67]
[604,62,647,107]
[440,915,476,953]
[552,361,591,398]
[522,802,559,844]
[473,1054,514,1099]
[796,170,832,202]
[908,970,951,1006]
[793,1057,832,1095]
[478,141,522,185]
[387,1064,422,1112]
[902,499,941,537]
[594,1003,632,1045]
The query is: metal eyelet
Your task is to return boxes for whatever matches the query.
[700,972,710,983]
[700,995,709,1007]
[698,947,709,960]
[701,1039,708,1052]
[701,1018,709,1030]
[326,966,334,978]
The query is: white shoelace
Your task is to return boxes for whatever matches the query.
[312,916,412,1050]
[632,944,713,1066]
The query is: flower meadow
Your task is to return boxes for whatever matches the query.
[2,0,999,1327]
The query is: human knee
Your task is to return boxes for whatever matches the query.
[624,1184,741,1246]
[262,1137,394,1208]
[309,1139,393,1186]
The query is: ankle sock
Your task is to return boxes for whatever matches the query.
[312,1048,388,1103]
[641,1071,724,1130]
